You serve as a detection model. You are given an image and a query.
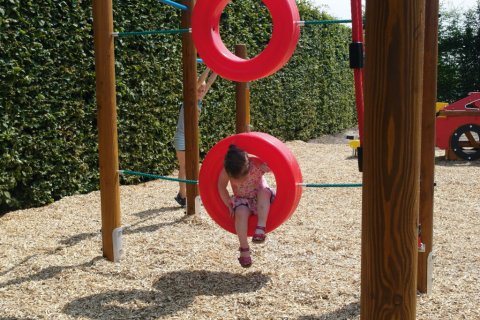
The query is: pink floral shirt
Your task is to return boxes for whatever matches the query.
[231,157,269,199]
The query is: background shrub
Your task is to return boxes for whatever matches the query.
[0,0,356,213]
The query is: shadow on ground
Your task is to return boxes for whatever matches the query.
[1,207,181,282]
[59,207,180,247]
[0,257,103,289]
[434,155,480,167]
[63,270,270,318]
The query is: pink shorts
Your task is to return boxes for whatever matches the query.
[231,188,275,214]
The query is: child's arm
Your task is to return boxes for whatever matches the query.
[218,168,234,216]
[197,67,211,85]
[198,71,218,100]
[204,72,217,92]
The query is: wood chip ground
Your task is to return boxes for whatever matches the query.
[1,139,479,319]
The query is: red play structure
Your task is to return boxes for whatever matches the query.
[436,92,480,160]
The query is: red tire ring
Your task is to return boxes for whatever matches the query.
[199,132,303,236]
[192,0,300,82]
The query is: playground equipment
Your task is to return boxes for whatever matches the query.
[349,0,365,171]
[435,92,480,160]
[199,132,303,236]
[92,0,436,317]
[92,0,367,262]
[192,0,300,82]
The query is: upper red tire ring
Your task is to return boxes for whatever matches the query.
[191,0,301,82]
[199,132,303,236]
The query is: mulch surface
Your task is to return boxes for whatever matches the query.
[1,138,479,319]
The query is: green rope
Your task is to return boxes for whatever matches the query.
[300,183,362,188]
[120,170,360,188]
[119,170,198,184]
[302,19,352,25]
[113,28,190,37]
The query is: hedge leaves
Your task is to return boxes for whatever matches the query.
[0,0,356,213]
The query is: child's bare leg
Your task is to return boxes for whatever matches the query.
[255,188,272,235]
[235,206,251,256]
[176,150,186,198]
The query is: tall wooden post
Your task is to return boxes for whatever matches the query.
[92,0,121,261]
[235,44,250,133]
[361,0,425,318]
[418,0,439,295]
[181,0,198,215]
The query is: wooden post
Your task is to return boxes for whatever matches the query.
[418,0,439,295]
[361,0,425,318]
[181,0,198,215]
[445,148,459,160]
[92,0,121,261]
[235,44,250,133]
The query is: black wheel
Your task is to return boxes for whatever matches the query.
[450,123,480,160]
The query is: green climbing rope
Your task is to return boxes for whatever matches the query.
[113,28,190,37]
[119,170,198,184]
[299,183,362,188]
[120,170,360,188]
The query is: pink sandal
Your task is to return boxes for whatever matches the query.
[238,247,252,268]
[252,226,267,243]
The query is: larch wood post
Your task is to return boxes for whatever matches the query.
[418,0,439,295]
[92,0,121,261]
[361,0,425,318]
[181,0,198,215]
[235,44,250,133]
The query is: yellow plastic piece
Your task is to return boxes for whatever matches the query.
[436,102,448,112]
[348,139,360,150]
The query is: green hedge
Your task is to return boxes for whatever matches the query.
[1,1,98,212]
[0,0,356,213]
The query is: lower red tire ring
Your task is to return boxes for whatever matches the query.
[199,132,303,236]
[191,0,301,82]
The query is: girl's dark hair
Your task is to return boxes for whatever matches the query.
[224,144,249,179]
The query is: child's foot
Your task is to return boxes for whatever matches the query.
[252,226,266,243]
[238,247,252,268]
[174,193,186,208]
